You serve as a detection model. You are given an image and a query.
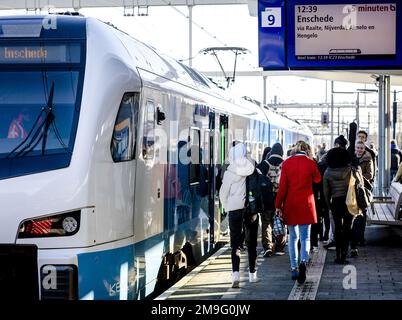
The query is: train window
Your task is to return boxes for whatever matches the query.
[143,100,155,159]
[189,128,201,185]
[111,93,139,162]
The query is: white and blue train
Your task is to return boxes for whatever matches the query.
[0,14,312,300]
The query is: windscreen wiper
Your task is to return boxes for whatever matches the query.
[6,82,55,158]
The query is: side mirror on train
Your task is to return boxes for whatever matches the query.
[157,107,166,125]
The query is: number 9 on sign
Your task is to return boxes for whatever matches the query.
[261,7,282,28]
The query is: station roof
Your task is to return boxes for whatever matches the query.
[201,70,402,86]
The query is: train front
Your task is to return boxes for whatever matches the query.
[0,15,88,299]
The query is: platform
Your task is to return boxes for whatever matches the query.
[156,224,402,300]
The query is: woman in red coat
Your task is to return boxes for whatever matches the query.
[275,141,321,284]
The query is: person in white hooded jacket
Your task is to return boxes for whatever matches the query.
[219,142,256,288]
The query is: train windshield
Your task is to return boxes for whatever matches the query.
[0,42,85,179]
[0,71,78,158]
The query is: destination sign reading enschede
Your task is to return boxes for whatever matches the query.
[0,44,81,64]
[294,3,397,61]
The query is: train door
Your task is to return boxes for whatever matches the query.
[205,112,216,245]
[218,114,229,235]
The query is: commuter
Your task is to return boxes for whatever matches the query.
[391,140,402,181]
[353,141,374,181]
[219,143,256,288]
[261,146,271,163]
[350,140,374,253]
[257,142,285,257]
[393,162,402,183]
[321,135,348,250]
[311,160,323,252]
[275,141,321,284]
[286,144,295,157]
[219,141,246,251]
[315,144,322,160]
[323,147,353,264]
[8,108,31,139]
[317,143,327,161]
[369,142,379,177]
[356,130,376,184]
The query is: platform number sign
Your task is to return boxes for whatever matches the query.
[261,7,282,28]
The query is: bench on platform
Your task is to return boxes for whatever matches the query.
[367,183,402,226]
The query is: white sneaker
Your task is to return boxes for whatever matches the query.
[249,271,259,283]
[232,271,240,288]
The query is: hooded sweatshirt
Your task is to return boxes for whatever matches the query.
[219,143,255,212]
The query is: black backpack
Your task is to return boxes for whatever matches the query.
[246,169,275,215]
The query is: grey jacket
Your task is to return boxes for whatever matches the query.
[323,166,351,208]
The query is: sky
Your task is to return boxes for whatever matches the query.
[1,4,401,106]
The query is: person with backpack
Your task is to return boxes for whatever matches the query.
[257,142,285,257]
[275,141,321,284]
[219,142,257,288]
[391,140,402,181]
[350,141,374,253]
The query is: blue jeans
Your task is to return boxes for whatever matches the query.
[288,224,311,270]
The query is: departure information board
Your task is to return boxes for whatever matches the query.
[258,0,402,70]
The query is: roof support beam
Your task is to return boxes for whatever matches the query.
[0,0,248,10]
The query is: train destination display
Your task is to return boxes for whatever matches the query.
[294,3,396,61]
[0,44,81,64]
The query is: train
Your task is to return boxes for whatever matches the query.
[0,14,312,300]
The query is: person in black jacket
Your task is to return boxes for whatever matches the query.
[320,135,348,250]
[257,142,285,257]
[323,147,353,264]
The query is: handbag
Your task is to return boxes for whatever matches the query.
[351,167,373,210]
[272,214,286,238]
[346,170,361,216]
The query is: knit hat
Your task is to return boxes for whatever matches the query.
[270,143,284,157]
[334,135,348,148]
[326,147,351,168]
[262,147,271,160]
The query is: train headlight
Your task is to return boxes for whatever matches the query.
[18,211,81,239]
[62,216,78,233]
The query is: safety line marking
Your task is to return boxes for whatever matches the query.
[287,243,327,300]
[155,244,230,300]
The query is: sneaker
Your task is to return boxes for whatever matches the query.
[291,269,299,280]
[311,246,319,253]
[297,262,306,284]
[232,271,240,288]
[239,245,246,252]
[249,271,259,283]
[263,249,273,258]
[350,249,358,257]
